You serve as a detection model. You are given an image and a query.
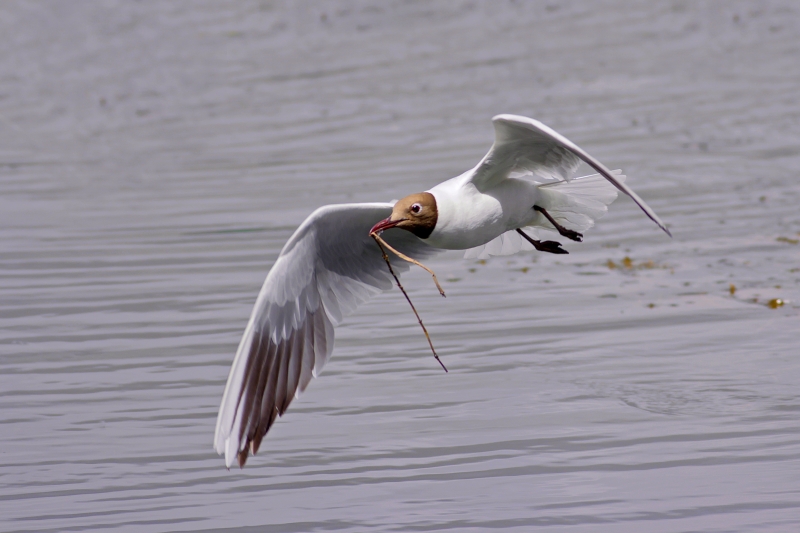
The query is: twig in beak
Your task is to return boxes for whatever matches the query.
[370,232,448,373]
[370,232,446,297]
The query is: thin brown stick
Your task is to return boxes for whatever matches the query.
[370,232,446,297]
[371,233,447,373]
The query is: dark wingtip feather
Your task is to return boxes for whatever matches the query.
[251,428,264,456]
[237,448,249,468]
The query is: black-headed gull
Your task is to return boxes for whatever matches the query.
[215,114,670,467]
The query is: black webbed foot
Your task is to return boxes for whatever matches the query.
[559,227,583,243]
[515,229,569,254]
[534,240,569,254]
[533,205,583,242]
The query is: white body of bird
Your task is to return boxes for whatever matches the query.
[426,173,540,250]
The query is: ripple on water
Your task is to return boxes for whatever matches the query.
[1,2,800,532]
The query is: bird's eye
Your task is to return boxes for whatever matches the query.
[411,203,421,214]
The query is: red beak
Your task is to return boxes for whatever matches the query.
[369,217,401,235]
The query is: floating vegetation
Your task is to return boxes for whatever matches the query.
[767,298,785,309]
[776,236,799,245]
[734,291,788,309]
[520,267,530,273]
[607,256,666,270]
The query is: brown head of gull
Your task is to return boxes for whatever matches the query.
[370,192,438,239]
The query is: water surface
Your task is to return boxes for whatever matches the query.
[2,1,799,531]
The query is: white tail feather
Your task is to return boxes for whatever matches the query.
[464,171,624,259]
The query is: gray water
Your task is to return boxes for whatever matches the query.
[2,1,800,531]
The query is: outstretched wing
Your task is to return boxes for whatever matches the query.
[214,203,438,468]
[469,114,670,236]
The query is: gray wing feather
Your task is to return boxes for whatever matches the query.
[214,203,438,467]
[470,115,581,189]
[470,114,670,236]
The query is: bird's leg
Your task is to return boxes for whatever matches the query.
[533,205,583,242]
[515,228,569,254]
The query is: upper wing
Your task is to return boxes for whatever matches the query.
[469,114,671,236]
[214,203,439,468]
